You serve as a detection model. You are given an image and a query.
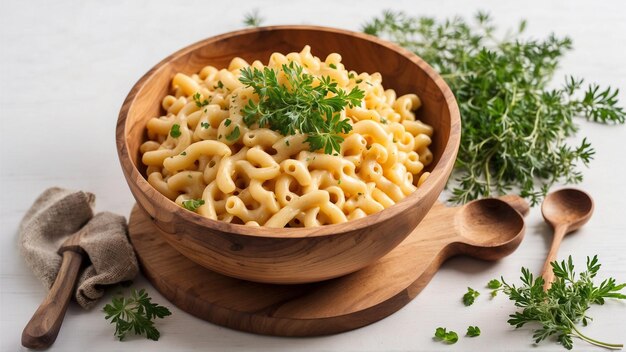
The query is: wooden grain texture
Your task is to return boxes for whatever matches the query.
[128,195,526,337]
[21,250,83,349]
[540,188,594,290]
[21,231,87,349]
[116,26,461,284]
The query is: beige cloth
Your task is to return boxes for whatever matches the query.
[18,187,139,309]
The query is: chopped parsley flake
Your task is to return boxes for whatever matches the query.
[182,199,205,211]
[169,124,181,138]
[193,92,209,108]
[226,126,240,141]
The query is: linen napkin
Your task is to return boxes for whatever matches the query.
[18,187,138,309]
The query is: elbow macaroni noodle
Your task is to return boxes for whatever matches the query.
[141,46,434,228]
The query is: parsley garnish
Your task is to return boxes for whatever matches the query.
[224,119,232,126]
[355,79,362,84]
[182,199,205,212]
[329,63,337,69]
[193,92,209,108]
[169,124,181,138]
[103,289,171,341]
[285,140,290,146]
[463,287,480,306]
[226,126,240,141]
[380,117,388,124]
[466,326,481,337]
[216,80,224,89]
[200,122,209,129]
[494,256,626,350]
[239,61,365,155]
[180,151,186,156]
[434,327,458,344]
[364,11,625,206]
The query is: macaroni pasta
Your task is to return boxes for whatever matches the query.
[141,46,434,227]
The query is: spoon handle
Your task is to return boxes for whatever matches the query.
[541,225,568,290]
[21,250,83,349]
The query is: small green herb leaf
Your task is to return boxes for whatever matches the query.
[193,92,209,108]
[466,326,481,337]
[103,289,171,341]
[226,126,240,141]
[200,122,209,129]
[169,124,181,138]
[488,279,502,297]
[434,327,458,344]
[463,287,480,306]
[487,279,501,289]
[329,63,337,69]
[182,199,205,212]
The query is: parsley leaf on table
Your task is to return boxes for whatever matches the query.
[487,278,502,297]
[364,11,625,205]
[434,327,459,344]
[466,326,481,337]
[103,289,171,341]
[463,287,480,306]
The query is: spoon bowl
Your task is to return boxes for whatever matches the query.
[542,188,594,231]
[455,198,526,261]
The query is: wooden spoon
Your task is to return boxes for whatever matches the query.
[22,229,86,349]
[540,188,594,290]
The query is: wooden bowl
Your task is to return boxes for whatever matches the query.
[116,26,461,284]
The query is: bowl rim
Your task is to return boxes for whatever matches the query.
[116,25,461,238]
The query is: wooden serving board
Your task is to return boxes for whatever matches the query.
[128,197,527,337]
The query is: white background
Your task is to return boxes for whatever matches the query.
[1,0,625,351]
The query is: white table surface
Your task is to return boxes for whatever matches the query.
[2,0,625,351]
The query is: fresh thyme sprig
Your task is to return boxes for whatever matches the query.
[103,289,172,341]
[364,11,625,205]
[239,61,365,155]
[491,256,626,350]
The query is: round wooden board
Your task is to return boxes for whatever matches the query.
[128,199,525,337]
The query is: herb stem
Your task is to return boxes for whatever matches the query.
[564,315,623,350]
